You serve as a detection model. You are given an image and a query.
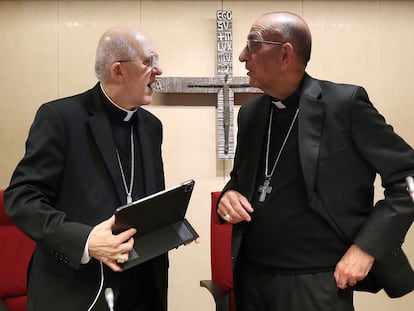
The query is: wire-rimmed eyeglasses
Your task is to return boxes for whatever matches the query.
[246,39,285,54]
[116,54,159,69]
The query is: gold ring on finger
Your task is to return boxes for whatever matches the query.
[116,254,127,264]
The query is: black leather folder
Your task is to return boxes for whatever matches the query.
[113,179,198,270]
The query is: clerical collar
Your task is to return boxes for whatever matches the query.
[99,83,137,122]
[273,101,287,109]
[271,76,305,110]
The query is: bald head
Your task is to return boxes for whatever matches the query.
[94,26,150,82]
[255,12,312,65]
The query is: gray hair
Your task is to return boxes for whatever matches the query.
[94,35,137,81]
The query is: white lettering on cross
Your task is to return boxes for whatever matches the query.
[153,10,262,159]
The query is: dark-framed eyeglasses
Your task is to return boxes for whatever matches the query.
[116,54,159,70]
[246,39,285,54]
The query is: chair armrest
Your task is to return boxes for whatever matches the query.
[200,280,230,311]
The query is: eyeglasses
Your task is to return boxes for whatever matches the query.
[146,54,159,69]
[116,54,159,70]
[246,39,285,54]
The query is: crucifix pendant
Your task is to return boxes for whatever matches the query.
[258,178,272,202]
[127,194,132,204]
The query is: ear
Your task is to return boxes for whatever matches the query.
[280,43,294,70]
[110,62,125,82]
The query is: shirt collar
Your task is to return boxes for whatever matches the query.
[99,83,137,122]
[271,76,305,110]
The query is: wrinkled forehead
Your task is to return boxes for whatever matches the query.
[247,15,279,40]
[247,24,267,40]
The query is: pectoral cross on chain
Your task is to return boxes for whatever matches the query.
[258,178,272,202]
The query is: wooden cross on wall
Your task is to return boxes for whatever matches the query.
[154,10,261,159]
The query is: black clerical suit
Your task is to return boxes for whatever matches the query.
[5,83,168,311]
[222,73,414,306]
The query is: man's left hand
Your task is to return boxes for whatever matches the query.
[334,244,375,289]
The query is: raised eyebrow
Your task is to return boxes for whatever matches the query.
[247,34,263,41]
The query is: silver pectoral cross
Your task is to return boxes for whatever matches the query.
[258,178,272,202]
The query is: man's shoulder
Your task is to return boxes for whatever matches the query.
[38,84,99,114]
[45,84,99,107]
[310,75,363,95]
[33,84,100,124]
[241,93,269,110]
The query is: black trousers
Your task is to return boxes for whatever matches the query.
[234,262,354,311]
[115,262,161,311]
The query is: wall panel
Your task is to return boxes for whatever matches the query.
[1,1,414,310]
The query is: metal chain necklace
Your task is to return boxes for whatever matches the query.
[115,125,135,204]
[258,105,299,202]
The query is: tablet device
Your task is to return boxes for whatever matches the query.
[113,179,198,270]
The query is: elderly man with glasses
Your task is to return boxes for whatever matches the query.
[5,27,168,311]
[217,11,414,311]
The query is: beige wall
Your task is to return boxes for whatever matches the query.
[1,0,414,310]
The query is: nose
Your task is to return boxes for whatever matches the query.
[239,45,249,63]
[152,63,162,75]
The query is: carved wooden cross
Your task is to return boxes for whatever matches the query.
[154,10,261,159]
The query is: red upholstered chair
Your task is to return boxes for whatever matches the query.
[200,191,235,311]
[0,190,35,311]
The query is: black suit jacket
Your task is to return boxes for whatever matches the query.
[224,73,414,297]
[5,83,168,310]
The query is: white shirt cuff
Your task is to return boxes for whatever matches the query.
[80,233,91,264]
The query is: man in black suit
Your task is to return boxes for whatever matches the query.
[5,27,167,311]
[217,12,414,311]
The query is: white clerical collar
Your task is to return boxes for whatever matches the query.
[272,100,287,109]
[100,83,137,121]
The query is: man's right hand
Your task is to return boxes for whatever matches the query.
[88,215,136,272]
[217,190,254,224]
